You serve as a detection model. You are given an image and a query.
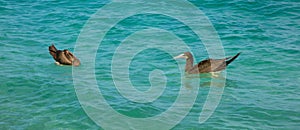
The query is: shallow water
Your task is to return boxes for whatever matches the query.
[1,0,299,129]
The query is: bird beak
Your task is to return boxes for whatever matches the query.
[174,54,186,59]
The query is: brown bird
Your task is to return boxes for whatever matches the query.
[48,44,80,66]
[174,52,240,75]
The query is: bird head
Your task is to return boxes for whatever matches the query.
[174,52,191,59]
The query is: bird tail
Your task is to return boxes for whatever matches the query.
[226,52,241,65]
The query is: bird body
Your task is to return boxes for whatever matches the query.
[48,44,80,66]
[174,52,240,74]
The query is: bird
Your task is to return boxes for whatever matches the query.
[48,44,80,66]
[174,52,240,75]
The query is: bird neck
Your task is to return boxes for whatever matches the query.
[185,58,194,72]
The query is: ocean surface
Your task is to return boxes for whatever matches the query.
[1,0,299,129]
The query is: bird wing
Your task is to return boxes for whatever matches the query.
[185,59,213,73]
[56,51,73,65]
[210,59,227,72]
[197,59,213,73]
[188,53,240,73]
[194,59,226,73]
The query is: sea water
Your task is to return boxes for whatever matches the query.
[0,0,299,129]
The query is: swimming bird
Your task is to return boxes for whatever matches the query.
[174,52,240,75]
[48,44,80,66]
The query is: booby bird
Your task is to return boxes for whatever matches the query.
[48,44,80,66]
[174,52,240,75]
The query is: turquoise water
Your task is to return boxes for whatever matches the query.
[1,0,300,129]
